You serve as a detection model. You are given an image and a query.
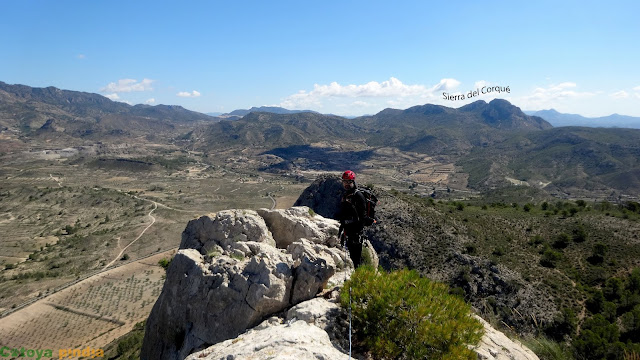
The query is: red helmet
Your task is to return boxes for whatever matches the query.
[342,170,356,181]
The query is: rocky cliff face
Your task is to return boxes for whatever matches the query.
[142,204,539,360]
[140,207,351,360]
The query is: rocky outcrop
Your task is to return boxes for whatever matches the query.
[141,207,350,360]
[294,174,343,219]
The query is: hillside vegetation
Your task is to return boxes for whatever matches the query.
[460,127,640,196]
[366,187,640,358]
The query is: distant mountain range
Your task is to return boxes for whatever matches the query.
[205,107,318,121]
[0,81,215,141]
[3,81,640,196]
[525,109,640,129]
[226,106,318,117]
[186,99,551,154]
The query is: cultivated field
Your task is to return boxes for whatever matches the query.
[0,251,173,353]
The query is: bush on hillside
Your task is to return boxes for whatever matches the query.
[541,248,562,268]
[552,233,571,249]
[340,266,484,359]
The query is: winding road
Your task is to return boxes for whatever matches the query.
[101,201,157,270]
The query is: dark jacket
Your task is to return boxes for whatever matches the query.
[339,184,367,235]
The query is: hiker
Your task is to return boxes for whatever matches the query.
[338,170,368,267]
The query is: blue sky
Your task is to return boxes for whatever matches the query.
[2,0,639,117]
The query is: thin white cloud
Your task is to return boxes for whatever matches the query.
[177,90,201,98]
[313,77,428,97]
[610,90,629,99]
[145,98,156,104]
[521,82,594,104]
[474,80,490,89]
[104,93,120,100]
[633,86,640,91]
[513,82,601,113]
[77,54,86,59]
[100,78,154,93]
[352,100,372,107]
[280,77,461,109]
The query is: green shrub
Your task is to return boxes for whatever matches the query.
[158,258,172,271]
[541,248,562,268]
[552,233,570,249]
[230,253,245,261]
[108,321,145,360]
[530,235,544,246]
[545,307,577,341]
[572,226,587,243]
[340,266,484,359]
[573,314,624,360]
[629,268,640,293]
[588,243,608,265]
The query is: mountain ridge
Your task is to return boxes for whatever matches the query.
[525,108,640,129]
[0,81,217,141]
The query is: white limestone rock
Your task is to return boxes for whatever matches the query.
[257,206,340,248]
[286,297,340,329]
[185,320,349,360]
[180,210,276,253]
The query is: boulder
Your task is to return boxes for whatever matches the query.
[257,206,340,248]
[141,207,350,360]
[179,209,276,252]
[293,174,343,220]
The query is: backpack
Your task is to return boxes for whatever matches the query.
[356,186,378,226]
